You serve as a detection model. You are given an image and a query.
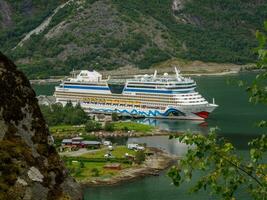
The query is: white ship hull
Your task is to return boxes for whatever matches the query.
[55,100,217,120]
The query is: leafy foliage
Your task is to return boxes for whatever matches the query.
[104,122,115,132]
[111,112,119,121]
[168,22,267,199]
[84,120,102,132]
[135,150,146,164]
[1,0,267,78]
[91,168,100,177]
[168,131,267,199]
[40,102,89,126]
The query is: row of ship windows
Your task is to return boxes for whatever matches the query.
[58,95,204,105]
[178,100,206,103]
[60,98,206,110]
[82,102,165,110]
[56,94,205,105]
[126,85,196,89]
[56,91,198,99]
[82,99,206,106]
[55,92,201,103]
[182,97,203,100]
[181,94,200,97]
[127,82,195,86]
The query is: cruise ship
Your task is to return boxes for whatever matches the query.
[54,68,218,120]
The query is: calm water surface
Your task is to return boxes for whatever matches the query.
[33,72,267,200]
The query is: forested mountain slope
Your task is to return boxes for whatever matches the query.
[0,0,266,78]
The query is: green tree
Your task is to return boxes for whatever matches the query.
[135,150,146,164]
[80,160,85,168]
[168,22,267,200]
[40,102,89,126]
[104,122,115,132]
[111,112,119,121]
[91,168,100,177]
[85,120,102,132]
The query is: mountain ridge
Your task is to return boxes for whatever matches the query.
[0,0,266,79]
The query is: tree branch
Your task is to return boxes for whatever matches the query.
[223,156,263,187]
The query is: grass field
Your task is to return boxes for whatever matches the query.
[65,146,135,180]
[49,124,85,133]
[66,161,131,181]
[81,146,136,159]
[113,121,154,133]
[49,121,154,137]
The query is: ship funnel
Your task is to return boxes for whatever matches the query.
[153,70,157,79]
[213,98,215,104]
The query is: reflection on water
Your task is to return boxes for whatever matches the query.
[133,118,262,150]
[128,136,188,156]
[135,118,209,134]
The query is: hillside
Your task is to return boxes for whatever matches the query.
[0,0,266,79]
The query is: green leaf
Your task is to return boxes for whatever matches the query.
[264,21,267,32]
[256,31,266,48]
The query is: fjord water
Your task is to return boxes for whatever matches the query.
[33,72,267,199]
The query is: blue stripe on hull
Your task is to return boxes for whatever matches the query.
[88,108,185,117]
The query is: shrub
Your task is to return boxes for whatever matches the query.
[80,161,85,168]
[85,120,102,132]
[135,150,146,164]
[40,103,89,126]
[104,122,115,132]
[91,168,100,177]
[111,112,119,121]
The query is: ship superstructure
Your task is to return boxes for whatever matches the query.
[54,68,218,120]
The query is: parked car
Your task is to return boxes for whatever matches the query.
[127,143,139,150]
[103,141,112,146]
[127,143,145,151]
[136,146,145,151]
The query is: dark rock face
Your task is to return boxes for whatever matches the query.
[0,52,82,200]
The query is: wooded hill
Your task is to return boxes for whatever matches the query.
[0,0,266,79]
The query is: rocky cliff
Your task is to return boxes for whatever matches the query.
[0,52,82,200]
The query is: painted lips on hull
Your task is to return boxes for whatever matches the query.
[194,111,210,119]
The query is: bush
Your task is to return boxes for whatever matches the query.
[85,120,102,132]
[104,122,115,132]
[123,126,129,132]
[91,168,100,177]
[135,150,146,164]
[80,161,85,168]
[40,102,89,126]
[111,112,119,121]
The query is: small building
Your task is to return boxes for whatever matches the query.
[81,141,101,148]
[72,137,84,142]
[104,163,122,170]
[61,137,101,149]
[62,139,72,145]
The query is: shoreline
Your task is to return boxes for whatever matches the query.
[89,129,180,138]
[78,148,178,187]
[29,67,259,83]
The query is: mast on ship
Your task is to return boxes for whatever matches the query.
[153,70,157,80]
[174,66,182,81]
